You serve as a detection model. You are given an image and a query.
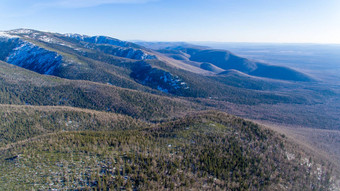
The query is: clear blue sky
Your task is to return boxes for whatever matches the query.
[1,0,339,43]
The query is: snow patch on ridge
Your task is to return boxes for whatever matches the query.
[38,36,58,44]
[35,34,80,51]
[285,152,295,161]
[10,29,34,34]
[0,31,19,39]
[5,41,63,75]
[64,33,157,60]
[64,33,89,41]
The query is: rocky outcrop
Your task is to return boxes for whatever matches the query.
[88,44,157,60]
[131,62,189,94]
[0,34,62,75]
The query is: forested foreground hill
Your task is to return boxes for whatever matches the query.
[0,108,338,190]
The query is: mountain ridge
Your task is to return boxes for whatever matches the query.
[2,29,314,82]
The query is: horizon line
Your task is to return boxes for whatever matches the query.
[3,28,340,46]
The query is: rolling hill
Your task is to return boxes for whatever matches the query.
[148,44,314,82]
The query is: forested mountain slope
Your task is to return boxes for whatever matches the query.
[0,29,339,190]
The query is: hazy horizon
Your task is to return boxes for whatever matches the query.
[1,0,340,44]
[3,28,340,46]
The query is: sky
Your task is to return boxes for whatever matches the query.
[0,0,340,44]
